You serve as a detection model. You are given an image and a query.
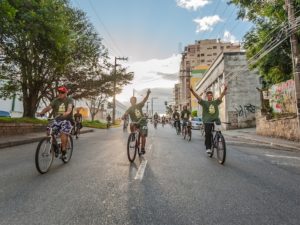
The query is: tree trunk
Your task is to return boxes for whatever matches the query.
[23,95,38,118]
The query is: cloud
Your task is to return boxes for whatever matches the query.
[156,72,179,81]
[176,0,211,11]
[117,54,181,105]
[193,15,223,33]
[222,30,238,43]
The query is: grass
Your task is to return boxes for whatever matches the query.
[0,117,48,125]
[82,119,122,129]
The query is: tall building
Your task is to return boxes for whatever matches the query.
[177,39,241,110]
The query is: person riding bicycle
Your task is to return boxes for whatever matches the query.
[124,89,151,154]
[74,108,83,137]
[180,105,191,134]
[122,113,129,130]
[172,109,181,132]
[161,116,166,125]
[153,112,159,126]
[106,114,111,128]
[190,85,227,154]
[37,86,74,159]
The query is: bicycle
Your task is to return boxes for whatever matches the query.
[123,119,129,132]
[174,120,181,135]
[127,122,146,162]
[183,121,192,141]
[206,122,226,164]
[153,119,158,129]
[35,119,73,174]
[73,121,81,139]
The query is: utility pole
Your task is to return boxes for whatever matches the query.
[113,56,128,124]
[285,0,300,128]
[151,97,158,117]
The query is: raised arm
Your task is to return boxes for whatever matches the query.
[218,85,228,101]
[37,105,52,116]
[140,89,151,105]
[190,87,203,102]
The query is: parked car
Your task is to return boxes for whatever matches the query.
[0,110,11,117]
[191,117,203,130]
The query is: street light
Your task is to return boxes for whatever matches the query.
[151,97,158,117]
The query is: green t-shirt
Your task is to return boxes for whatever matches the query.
[199,99,222,123]
[126,102,146,124]
[50,97,74,120]
[181,109,191,120]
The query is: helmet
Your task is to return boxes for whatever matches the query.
[57,86,68,93]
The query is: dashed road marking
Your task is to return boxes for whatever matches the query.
[135,159,147,180]
[134,143,152,181]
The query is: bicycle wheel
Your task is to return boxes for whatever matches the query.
[127,133,137,162]
[188,127,191,141]
[35,137,54,174]
[216,133,226,164]
[62,135,73,163]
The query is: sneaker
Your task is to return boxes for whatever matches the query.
[141,148,146,154]
[61,150,67,160]
[206,149,212,154]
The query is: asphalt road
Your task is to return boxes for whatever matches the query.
[0,124,300,225]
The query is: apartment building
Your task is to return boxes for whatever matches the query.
[178,39,241,110]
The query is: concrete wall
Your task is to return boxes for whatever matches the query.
[224,53,261,129]
[256,112,300,141]
[195,52,261,129]
[0,123,46,136]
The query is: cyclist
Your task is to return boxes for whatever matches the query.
[106,114,111,128]
[190,85,227,154]
[153,112,159,128]
[161,115,166,127]
[37,86,74,159]
[122,113,129,131]
[74,108,83,139]
[124,89,151,154]
[180,105,191,135]
[172,108,181,133]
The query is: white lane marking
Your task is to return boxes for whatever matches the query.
[134,143,152,180]
[265,154,300,160]
[135,159,147,180]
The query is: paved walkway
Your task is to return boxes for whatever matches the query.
[223,128,300,152]
[0,128,94,149]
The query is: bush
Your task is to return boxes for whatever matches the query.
[0,117,48,125]
[191,110,198,117]
[82,120,107,129]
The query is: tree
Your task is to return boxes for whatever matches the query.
[0,0,108,117]
[191,110,197,117]
[165,105,173,116]
[86,93,107,121]
[228,0,299,85]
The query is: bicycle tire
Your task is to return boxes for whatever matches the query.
[62,135,73,163]
[216,133,226,164]
[35,137,54,174]
[188,128,191,141]
[127,133,137,162]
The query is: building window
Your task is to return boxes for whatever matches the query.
[201,60,205,62]
[201,53,204,56]
[213,53,217,56]
[226,46,230,49]
[213,46,217,49]
[197,54,200,57]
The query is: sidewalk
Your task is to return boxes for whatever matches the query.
[0,128,94,149]
[222,128,300,152]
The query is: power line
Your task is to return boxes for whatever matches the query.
[87,0,124,57]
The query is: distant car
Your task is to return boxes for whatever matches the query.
[191,117,203,130]
[0,110,11,117]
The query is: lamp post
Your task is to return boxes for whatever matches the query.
[112,56,128,124]
[151,97,158,117]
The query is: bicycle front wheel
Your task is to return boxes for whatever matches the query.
[188,128,191,141]
[35,137,54,174]
[62,135,73,163]
[127,133,137,162]
[216,133,226,164]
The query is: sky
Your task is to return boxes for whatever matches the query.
[70,0,253,113]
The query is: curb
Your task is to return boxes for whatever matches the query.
[0,129,94,149]
[224,135,300,152]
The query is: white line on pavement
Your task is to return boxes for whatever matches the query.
[134,143,152,181]
[265,154,300,160]
[135,159,147,180]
